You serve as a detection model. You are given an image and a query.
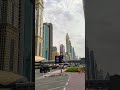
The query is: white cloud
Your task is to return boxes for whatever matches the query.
[44,0,85,57]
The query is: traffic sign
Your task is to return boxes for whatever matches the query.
[55,56,62,63]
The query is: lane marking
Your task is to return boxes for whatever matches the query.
[63,87,66,90]
[35,79,67,86]
[63,74,71,90]
[35,70,62,80]
[47,86,65,90]
[35,76,67,82]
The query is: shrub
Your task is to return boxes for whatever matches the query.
[65,67,86,72]
[65,67,79,72]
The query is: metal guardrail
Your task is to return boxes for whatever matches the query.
[35,60,82,69]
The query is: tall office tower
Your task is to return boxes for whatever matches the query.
[35,0,44,56]
[0,0,34,82]
[60,44,65,56]
[0,0,19,73]
[66,33,71,59]
[43,23,53,60]
[71,46,74,60]
[69,40,72,59]
[48,23,53,60]
[73,47,75,60]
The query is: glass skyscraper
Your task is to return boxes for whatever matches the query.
[43,23,53,60]
[43,23,49,60]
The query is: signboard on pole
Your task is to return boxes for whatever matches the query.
[55,56,61,63]
[55,55,64,64]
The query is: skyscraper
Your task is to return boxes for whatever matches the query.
[60,44,65,56]
[0,0,19,73]
[71,46,73,59]
[66,33,71,60]
[0,0,34,82]
[35,0,44,56]
[73,47,76,60]
[43,23,53,60]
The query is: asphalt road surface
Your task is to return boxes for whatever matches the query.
[35,69,69,90]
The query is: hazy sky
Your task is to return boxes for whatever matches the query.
[43,0,85,57]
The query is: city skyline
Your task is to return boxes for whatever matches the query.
[43,0,85,57]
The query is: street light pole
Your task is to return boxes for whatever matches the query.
[46,50,47,60]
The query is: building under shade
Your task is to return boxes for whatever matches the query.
[0,0,34,82]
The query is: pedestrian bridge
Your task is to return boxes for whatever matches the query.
[35,60,82,67]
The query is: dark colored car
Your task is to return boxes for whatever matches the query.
[40,65,50,73]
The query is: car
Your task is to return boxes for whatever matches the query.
[40,65,50,73]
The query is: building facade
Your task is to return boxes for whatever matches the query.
[71,46,73,59]
[72,47,76,60]
[66,33,71,60]
[52,46,58,60]
[0,0,34,82]
[0,0,19,73]
[60,44,65,56]
[43,23,49,60]
[35,0,44,56]
[52,51,59,60]
[52,46,57,52]
[43,23,53,60]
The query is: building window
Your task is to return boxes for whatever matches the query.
[9,39,14,71]
[0,1,2,22]
[12,3,14,25]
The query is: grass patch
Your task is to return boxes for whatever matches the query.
[65,67,86,72]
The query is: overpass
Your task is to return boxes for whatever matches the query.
[35,60,82,67]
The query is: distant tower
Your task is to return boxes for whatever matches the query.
[52,46,57,52]
[60,44,65,56]
[66,33,71,59]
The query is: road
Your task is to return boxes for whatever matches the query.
[35,69,69,90]
[35,69,85,90]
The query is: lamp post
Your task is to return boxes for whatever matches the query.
[46,50,48,60]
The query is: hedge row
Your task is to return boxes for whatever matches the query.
[65,67,86,72]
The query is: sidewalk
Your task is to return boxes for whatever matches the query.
[44,69,65,77]
[65,72,85,90]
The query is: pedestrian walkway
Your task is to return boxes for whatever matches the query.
[64,72,85,90]
[44,69,65,77]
